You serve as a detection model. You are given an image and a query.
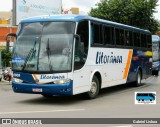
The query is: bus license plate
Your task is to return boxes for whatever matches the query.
[32,88,42,93]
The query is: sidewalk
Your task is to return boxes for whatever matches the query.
[0,79,11,85]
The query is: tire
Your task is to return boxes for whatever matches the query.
[6,76,10,81]
[85,76,100,99]
[155,71,159,76]
[135,70,142,87]
[152,70,159,76]
[4,76,6,80]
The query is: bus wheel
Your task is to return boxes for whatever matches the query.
[152,70,159,76]
[86,76,100,99]
[155,71,159,76]
[135,70,142,87]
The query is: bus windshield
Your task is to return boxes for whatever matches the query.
[12,22,75,73]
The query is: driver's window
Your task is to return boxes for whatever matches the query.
[74,21,89,71]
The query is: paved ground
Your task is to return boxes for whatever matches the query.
[0,76,159,127]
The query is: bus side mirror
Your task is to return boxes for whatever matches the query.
[74,34,81,43]
[6,33,17,52]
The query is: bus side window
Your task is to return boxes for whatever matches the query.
[115,28,120,45]
[77,21,89,54]
[91,23,103,45]
[104,26,112,45]
[147,35,152,49]
[133,32,141,47]
[120,29,125,45]
[129,31,133,46]
[141,34,147,48]
[115,28,124,46]
[137,33,141,47]
[125,31,133,47]
[125,31,130,46]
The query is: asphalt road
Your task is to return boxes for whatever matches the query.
[0,76,160,127]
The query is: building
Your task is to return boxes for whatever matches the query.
[0,12,17,48]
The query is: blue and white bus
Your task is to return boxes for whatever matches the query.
[7,15,152,99]
[152,35,160,76]
[136,93,155,101]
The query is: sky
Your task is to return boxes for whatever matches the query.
[0,0,160,20]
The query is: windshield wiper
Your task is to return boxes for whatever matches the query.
[46,38,53,71]
[22,39,37,71]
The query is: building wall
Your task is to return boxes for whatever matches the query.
[0,27,17,43]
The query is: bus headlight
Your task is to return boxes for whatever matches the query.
[53,79,71,84]
[13,78,23,83]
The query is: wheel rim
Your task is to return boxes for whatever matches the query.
[90,81,97,95]
[6,77,9,81]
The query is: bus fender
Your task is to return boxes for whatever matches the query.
[135,66,142,79]
[89,69,102,85]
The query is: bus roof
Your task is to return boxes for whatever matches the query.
[20,14,150,34]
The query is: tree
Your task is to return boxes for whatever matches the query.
[89,0,159,33]
[1,49,12,67]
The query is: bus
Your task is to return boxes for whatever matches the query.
[152,35,160,76]
[7,15,152,99]
[136,93,155,101]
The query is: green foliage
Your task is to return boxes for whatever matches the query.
[1,49,12,67]
[89,0,159,33]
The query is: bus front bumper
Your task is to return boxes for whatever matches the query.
[12,81,73,95]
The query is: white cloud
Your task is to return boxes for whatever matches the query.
[62,0,100,14]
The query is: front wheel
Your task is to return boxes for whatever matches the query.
[85,76,100,99]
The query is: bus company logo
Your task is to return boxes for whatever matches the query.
[135,92,156,105]
[13,73,21,78]
[40,75,65,80]
[96,51,122,64]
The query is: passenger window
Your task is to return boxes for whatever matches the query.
[125,31,133,46]
[104,26,113,45]
[141,34,147,48]
[147,35,152,49]
[133,32,141,47]
[115,28,124,46]
[91,23,103,45]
